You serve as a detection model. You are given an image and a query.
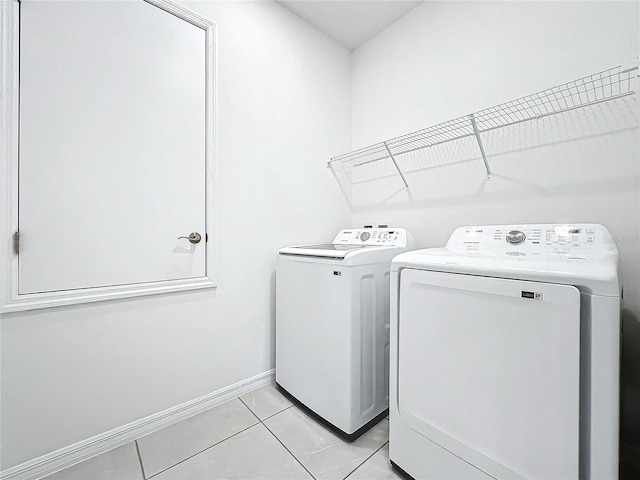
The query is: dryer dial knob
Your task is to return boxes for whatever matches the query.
[506,230,526,245]
[360,232,371,241]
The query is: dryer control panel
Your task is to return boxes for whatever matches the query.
[447,224,617,255]
[333,228,411,247]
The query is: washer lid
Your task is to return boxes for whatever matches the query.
[278,227,415,261]
[279,243,374,259]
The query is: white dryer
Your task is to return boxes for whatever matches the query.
[276,228,414,439]
[389,224,621,480]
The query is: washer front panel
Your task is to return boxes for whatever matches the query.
[397,268,580,479]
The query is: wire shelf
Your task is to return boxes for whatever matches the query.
[328,63,638,184]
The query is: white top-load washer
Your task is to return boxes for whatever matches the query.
[389,224,621,480]
[276,228,414,439]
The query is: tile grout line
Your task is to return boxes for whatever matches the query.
[236,394,294,423]
[127,388,388,480]
[261,421,318,480]
[134,440,148,480]
[145,421,260,479]
[238,396,317,480]
[111,393,285,480]
[342,441,389,480]
[237,396,262,423]
[260,403,294,422]
[235,391,294,422]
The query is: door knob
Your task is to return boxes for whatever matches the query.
[178,232,202,244]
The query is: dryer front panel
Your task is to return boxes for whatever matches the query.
[397,269,580,479]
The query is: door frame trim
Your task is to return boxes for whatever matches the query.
[0,0,217,313]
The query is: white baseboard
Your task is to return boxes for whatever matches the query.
[1,369,275,480]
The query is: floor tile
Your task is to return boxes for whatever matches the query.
[152,423,312,480]
[347,444,403,480]
[42,443,142,480]
[239,383,293,420]
[137,398,258,477]
[264,405,389,480]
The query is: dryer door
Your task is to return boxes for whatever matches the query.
[397,269,580,479]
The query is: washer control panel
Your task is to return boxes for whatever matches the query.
[506,230,526,245]
[543,226,598,248]
[447,224,615,255]
[333,228,410,246]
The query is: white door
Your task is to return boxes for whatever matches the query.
[397,269,580,479]
[18,0,207,295]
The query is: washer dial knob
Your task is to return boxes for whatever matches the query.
[506,230,526,245]
[360,231,370,241]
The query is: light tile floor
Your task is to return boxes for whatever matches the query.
[43,384,403,480]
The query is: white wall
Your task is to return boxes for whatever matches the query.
[3,0,639,470]
[0,0,351,468]
[351,0,640,314]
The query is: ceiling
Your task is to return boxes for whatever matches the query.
[276,1,423,51]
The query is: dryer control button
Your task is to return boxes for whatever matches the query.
[506,230,526,245]
[360,232,370,241]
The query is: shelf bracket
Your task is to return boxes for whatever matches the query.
[469,114,491,180]
[383,142,409,189]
